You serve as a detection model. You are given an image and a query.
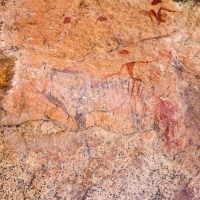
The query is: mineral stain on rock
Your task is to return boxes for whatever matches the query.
[75,112,86,130]
[0,52,15,120]
[174,189,192,200]
[0,52,15,93]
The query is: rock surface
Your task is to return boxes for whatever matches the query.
[0,0,200,199]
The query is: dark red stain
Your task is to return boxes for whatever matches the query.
[97,16,107,22]
[118,49,130,55]
[156,98,178,143]
[63,17,71,24]
[151,0,162,5]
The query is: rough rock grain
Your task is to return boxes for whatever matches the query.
[0,0,200,199]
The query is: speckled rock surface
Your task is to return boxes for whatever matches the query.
[0,0,200,199]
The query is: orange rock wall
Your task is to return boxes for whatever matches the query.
[0,0,200,199]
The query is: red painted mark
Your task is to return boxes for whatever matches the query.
[157,7,179,25]
[104,59,159,80]
[97,16,107,22]
[118,49,130,55]
[151,0,162,5]
[104,62,136,79]
[64,17,71,24]
[141,7,180,25]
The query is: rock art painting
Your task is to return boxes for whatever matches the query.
[0,0,200,199]
[38,67,154,133]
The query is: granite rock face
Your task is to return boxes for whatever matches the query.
[0,0,200,199]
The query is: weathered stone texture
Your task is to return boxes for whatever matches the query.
[0,0,200,199]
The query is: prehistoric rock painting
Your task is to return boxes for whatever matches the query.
[40,68,155,132]
[139,0,183,25]
[1,0,200,199]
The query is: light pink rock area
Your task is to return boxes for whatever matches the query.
[0,0,200,199]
